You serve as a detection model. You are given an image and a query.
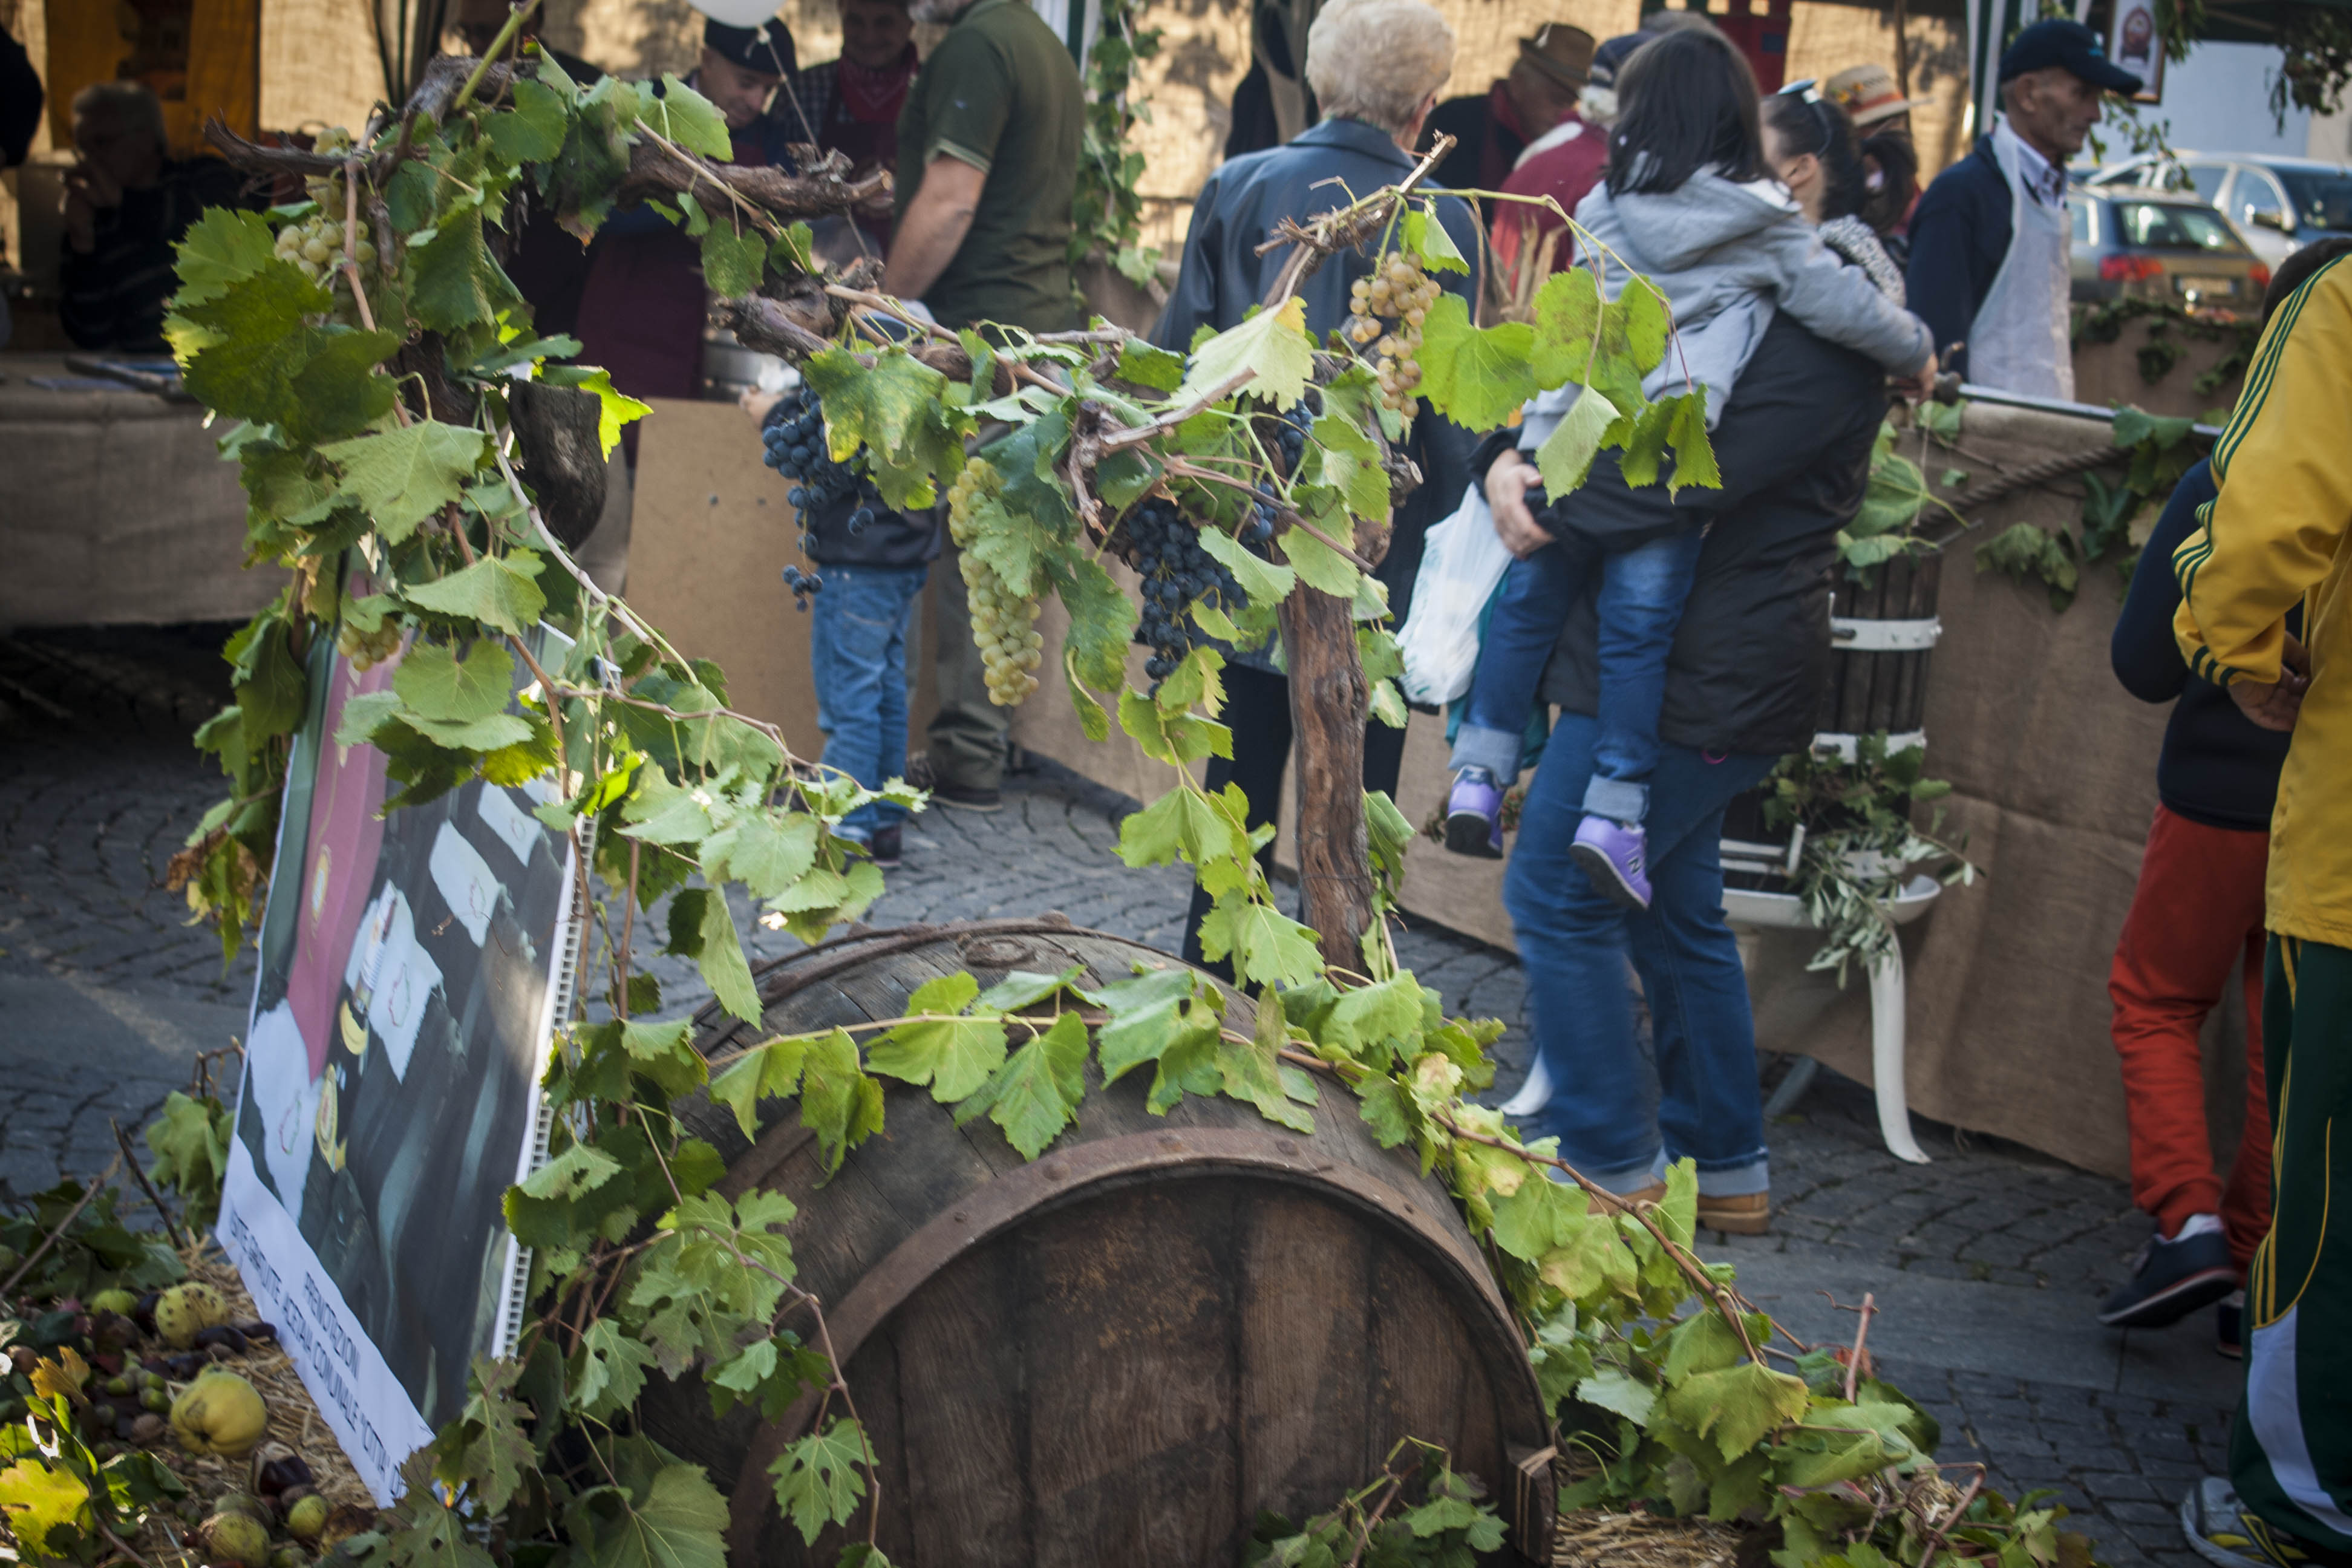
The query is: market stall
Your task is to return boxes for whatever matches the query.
[0,354,278,629]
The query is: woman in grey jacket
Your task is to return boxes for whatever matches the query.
[1439,33,1932,915]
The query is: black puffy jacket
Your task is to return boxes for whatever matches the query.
[1477,313,1888,758]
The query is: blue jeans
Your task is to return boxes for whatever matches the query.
[809,563,927,839]
[1502,710,1777,1194]
[1449,526,1706,824]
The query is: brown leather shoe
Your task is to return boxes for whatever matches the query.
[1594,1180,1668,1212]
[1697,1191,1771,1235]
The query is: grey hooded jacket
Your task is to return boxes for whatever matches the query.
[1521,168,1932,445]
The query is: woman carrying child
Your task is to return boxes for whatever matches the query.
[1466,54,1924,1233]
[1440,30,1932,912]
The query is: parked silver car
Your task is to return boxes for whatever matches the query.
[2068,185,2271,309]
[2086,152,2352,267]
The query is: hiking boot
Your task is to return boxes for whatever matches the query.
[903,752,1001,811]
[1697,1192,1771,1235]
[2183,1477,2352,1567]
[870,826,903,869]
[1443,768,1504,858]
[2218,1289,2245,1360]
[2099,1224,2238,1328]
[1570,815,1651,909]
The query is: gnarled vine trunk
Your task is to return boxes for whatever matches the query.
[1279,581,1374,967]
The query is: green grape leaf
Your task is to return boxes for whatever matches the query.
[402,552,548,636]
[1659,1361,1811,1462]
[701,223,768,299]
[520,1140,624,1202]
[803,347,958,510]
[1116,786,1247,869]
[767,1419,869,1546]
[619,771,716,846]
[953,1010,1088,1159]
[1318,973,1423,1065]
[573,1320,659,1422]
[1403,206,1470,275]
[1662,390,1722,494]
[1539,1206,1633,1299]
[701,811,821,899]
[449,1357,535,1514]
[1532,387,1621,497]
[0,1457,93,1557]
[1279,526,1373,601]
[1117,687,1231,765]
[1218,988,1316,1132]
[965,491,1059,598]
[543,365,652,457]
[393,639,514,724]
[1088,965,1218,1086]
[1197,892,1325,988]
[486,76,569,163]
[1354,1072,1418,1147]
[1093,448,1161,511]
[410,204,523,332]
[1529,266,1602,387]
[143,1091,232,1225]
[1051,553,1138,693]
[1576,1368,1658,1427]
[1306,411,1390,522]
[867,973,1009,1101]
[567,1460,730,1568]
[1114,339,1186,392]
[1615,396,1674,490]
[168,263,398,443]
[645,74,735,160]
[707,1035,813,1142]
[1416,294,1538,432]
[694,886,762,1024]
[1197,526,1296,607]
[1662,1310,1749,1381]
[1175,295,1315,410]
[1488,1174,1575,1262]
[974,967,1085,1013]
[797,1028,886,1174]
[174,207,277,306]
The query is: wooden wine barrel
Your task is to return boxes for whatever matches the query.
[639,916,1557,1567]
[1817,551,1942,742]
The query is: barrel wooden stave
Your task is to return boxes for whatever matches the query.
[641,920,1552,1566]
[1823,551,1941,738]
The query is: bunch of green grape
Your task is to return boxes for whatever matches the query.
[946,459,1045,707]
[278,128,374,287]
[1345,252,1441,414]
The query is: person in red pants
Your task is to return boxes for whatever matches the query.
[2101,466,2296,1354]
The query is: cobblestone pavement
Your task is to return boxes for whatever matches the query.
[0,626,2233,1566]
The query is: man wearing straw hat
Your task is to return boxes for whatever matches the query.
[1426,22,1595,208]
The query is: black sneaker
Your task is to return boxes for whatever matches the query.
[870,826,902,869]
[2218,1289,2244,1359]
[2099,1226,2238,1328]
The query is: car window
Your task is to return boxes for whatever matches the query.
[2239,169,2287,226]
[2185,163,2227,201]
[2071,195,2093,244]
[2278,167,2352,231]
[2113,201,2247,252]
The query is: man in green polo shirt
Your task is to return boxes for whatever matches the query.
[886,0,1083,808]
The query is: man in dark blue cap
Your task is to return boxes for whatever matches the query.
[1904,18,2140,398]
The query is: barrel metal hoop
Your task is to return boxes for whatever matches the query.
[1829,615,1942,651]
[725,1125,1552,1562]
[1812,729,1926,763]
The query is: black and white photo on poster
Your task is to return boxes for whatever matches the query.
[220,617,581,1501]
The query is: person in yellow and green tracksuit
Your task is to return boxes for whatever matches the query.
[2172,246,2352,1568]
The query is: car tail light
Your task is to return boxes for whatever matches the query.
[2100,255,2166,281]
[2252,263,2273,293]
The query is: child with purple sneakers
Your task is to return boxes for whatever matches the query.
[1437,44,1932,908]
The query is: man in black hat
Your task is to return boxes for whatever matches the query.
[572,16,800,420]
[1424,22,1594,212]
[1904,18,2140,398]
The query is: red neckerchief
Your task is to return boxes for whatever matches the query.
[838,45,917,123]
[1483,78,1532,192]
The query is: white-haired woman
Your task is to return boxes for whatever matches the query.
[1153,0,1483,976]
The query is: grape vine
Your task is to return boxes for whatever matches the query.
[34,8,2103,1567]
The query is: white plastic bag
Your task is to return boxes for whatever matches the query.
[1396,483,1512,705]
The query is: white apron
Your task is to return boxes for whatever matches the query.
[1967,125,2074,400]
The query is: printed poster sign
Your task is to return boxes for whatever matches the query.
[2110,0,2164,102]
[220,624,581,1501]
